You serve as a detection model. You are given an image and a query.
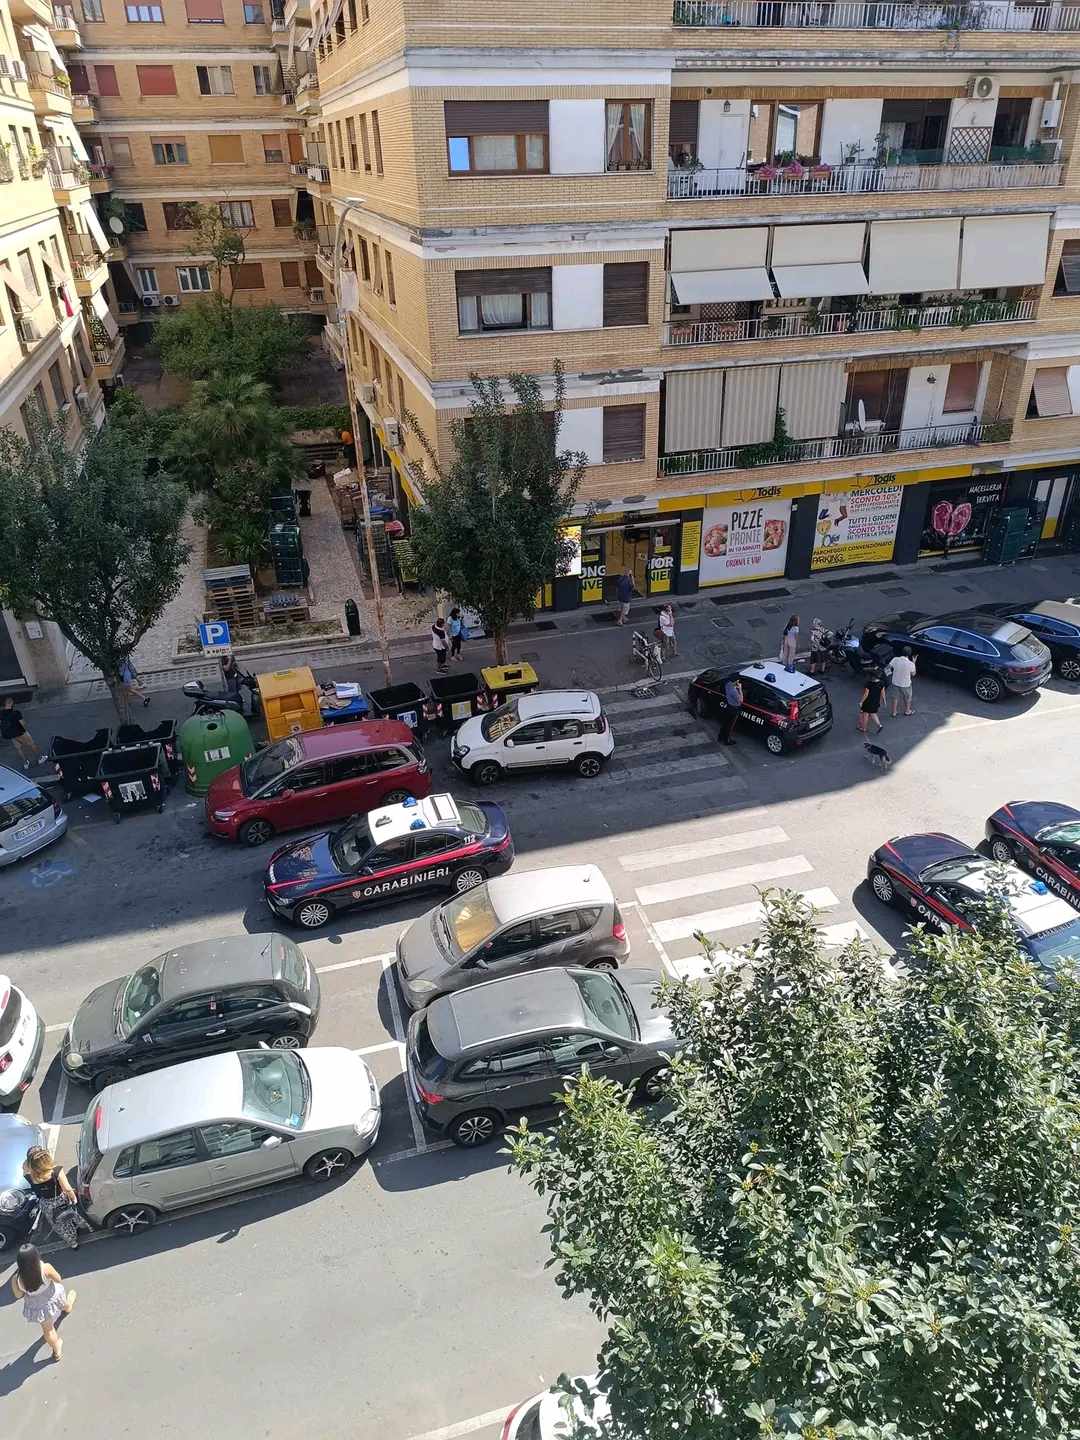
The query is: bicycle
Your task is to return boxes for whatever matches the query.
[631,629,663,683]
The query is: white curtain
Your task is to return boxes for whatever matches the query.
[628,104,648,167]
[473,135,517,170]
[529,291,550,327]
[479,293,523,327]
[457,295,478,332]
[524,134,545,170]
[605,104,623,169]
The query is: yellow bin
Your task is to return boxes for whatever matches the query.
[480,662,540,709]
[257,666,323,742]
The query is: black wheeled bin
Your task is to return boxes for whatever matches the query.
[51,729,111,800]
[427,672,483,735]
[97,743,170,822]
[115,719,181,779]
[368,682,427,738]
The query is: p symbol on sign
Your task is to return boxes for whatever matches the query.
[198,620,233,656]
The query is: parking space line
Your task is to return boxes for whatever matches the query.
[404,1405,512,1440]
[621,898,675,979]
[356,1040,400,1057]
[45,1022,68,1033]
[376,1139,455,1167]
[381,954,427,1152]
[316,951,394,975]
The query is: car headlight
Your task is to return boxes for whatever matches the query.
[212,809,236,821]
[0,1188,25,1214]
[65,1051,84,1069]
[455,744,470,758]
[353,1112,379,1139]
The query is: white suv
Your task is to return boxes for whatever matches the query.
[451,690,614,786]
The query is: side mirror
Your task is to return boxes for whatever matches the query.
[257,1040,270,1050]
[262,1134,284,1149]
[473,956,489,970]
[602,1044,623,1062]
[280,788,295,800]
[503,739,514,748]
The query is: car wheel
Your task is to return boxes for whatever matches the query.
[0,1224,22,1253]
[989,836,1016,865]
[304,1148,354,1181]
[449,1109,500,1147]
[974,672,1003,703]
[106,1203,158,1235]
[765,732,785,755]
[294,899,333,930]
[575,754,603,778]
[239,818,274,847]
[472,762,501,787]
[453,866,486,894]
[382,789,413,806]
[1059,656,1080,683]
[638,1067,669,1104]
[267,1033,303,1049]
[688,690,707,719]
[870,868,896,907]
[587,957,618,971]
[92,1069,124,1094]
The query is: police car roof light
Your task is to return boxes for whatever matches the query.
[409,818,426,830]
[403,796,417,807]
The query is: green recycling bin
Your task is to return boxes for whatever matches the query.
[179,711,255,796]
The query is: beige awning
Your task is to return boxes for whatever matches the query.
[90,286,119,337]
[772,262,869,298]
[670,226,768,273]
[868,218,961,294]
[81,201,110,255]
[720,365,780,448]
[1032,366,1072,418]
[664,369,724,453]
[958,213,1052,290]
[1,262,38,312]
[670,268,773,303]
[778,360,847,440]
[771,222,865,267]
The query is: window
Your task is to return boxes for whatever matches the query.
[219,199,255,228]
[82,0,104,18]
[152,138,188,165]
[304,256,320,287]
[197,64,233,95]
[124,201,147,232]
[68,63,89,93]
[231,261,265,289]
[550,718,582,739]
[413,832,455,861]
[444,101,549,175]
[602,261,648,327]
[243,0,264,16]
[135,1131,200,1173]
[535,910,584,943]
[1055,239,1080,297]
[110,136,133,166]
[371,109,383,174]
[358,237,371,283]
[372,836,413,867]
[253,65,274,95]
[94,64,119,95]
[1029,367,1072,418]
[126,2,163,18]
[345,117,358,171]
[288,131,304,164]
[18,249,38,297]
[149,996,214,1031]
[546,1033,612,1067]
[48,360,67,408]
[370,244,383,295]
[176,264,211,291]
[605,101,652,171]
[271,197,292,226]
[384,249,396,306]
[489,1040,550,1073]
[455,267,552,334]
[136,266,159,294]
[397,375,405,416]
[263,134,285,163]
[943,362,980,414]
[603,405,646,463]
[162,201,194,229]
[137,64,176,95]
[209,134,244,164]
[199,1121,273,1157]
[280,260,300,287]
[359,113,371,171]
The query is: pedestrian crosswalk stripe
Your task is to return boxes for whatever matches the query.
[616,733,713,760]
[608,751,730,783]
[818,921,869,947]
[613,711,697,735]
[618,822,785,873]
[603,692,683,717]
[652,887,839,943]
[635,855,813,907]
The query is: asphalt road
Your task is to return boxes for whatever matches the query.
[3,647,1080,1437]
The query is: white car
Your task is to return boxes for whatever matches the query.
[503,1379,605,1439]
[0,978,45,1110]
[451,691,614,787]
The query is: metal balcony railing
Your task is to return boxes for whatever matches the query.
[665,296,1036,346]
[52,3,78,26]
[25,56,70,97]
[672,0,1080,28]
[92,338,123,365]
[307,162,330,182]
[668,157,1063,198]
[88,160,112,180]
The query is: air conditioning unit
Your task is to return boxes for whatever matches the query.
[11,60,24,81]
[968,74,999,101]
[15,316,38,343]
[1041,99,1062,129]
[142,294,161,307]
[0,57,10,76]
[382,418,402,449]
[308,286,324,302]
[161,294,179,307]
[358,382,375,404]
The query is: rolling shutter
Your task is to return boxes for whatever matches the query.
[136,65,176,96]
[778,360,847,440]
[230,262,264,289]
[185,0,224,17]
[664,369,723,453]
[455,266,550,297]
[602,262,648,327]
[1032,367,1071,417]
[720,365,780,447]
[444,101,549,135]
[602,405,646,462]
[209,134,245,164]
[958,213,1051,290]
[669,100,699,146]
[868,218,960,294]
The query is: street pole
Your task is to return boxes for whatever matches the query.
[332,199,392,688]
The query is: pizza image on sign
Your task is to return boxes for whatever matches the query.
[703,523,728,557]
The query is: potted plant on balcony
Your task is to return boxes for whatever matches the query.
[0,141,12,184]
[782,159,807,182]
[809,161,833,188]
[28,147,48,179]
[293,220,316,243]
[753,163,779,187]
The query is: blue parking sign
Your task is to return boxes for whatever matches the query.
[197,620,232,655]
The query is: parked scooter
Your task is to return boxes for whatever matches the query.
[183,678,251,717]
[831,618,892,678]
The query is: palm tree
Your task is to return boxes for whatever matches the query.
[184,371,281,468]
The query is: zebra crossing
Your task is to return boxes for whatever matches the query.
[601,683,736,788]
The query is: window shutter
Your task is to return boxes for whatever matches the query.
[304,257,320,286]
[185,0,224,17]
[1032,367,1071,418]
[280,260,300,287]
[602,405,646,462]
[444,100,549,136]
[137,65,176,96]
[455,266,551,299]
[271,198,292,227]
[94,64,119,95]
[602,262,648,327]
[942,362,980,414]
[287,131,304,163]
[230,262,264,289]
[263,133,285,160]
[669,100,699,145]
[209,134,244,163]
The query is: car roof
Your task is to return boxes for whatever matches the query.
[297,719,414,759]
[1005,599,1080,625]
[366,793,461,844]
[737,660,823,697]
[484,865,611,924]
[431,966,591,1057]
[515,690,601,721]
[158,934,280,1002]
[95,1051,245,1151]
[0,764,39,804]
[920,611,1025,639]
[951,862,1080,938]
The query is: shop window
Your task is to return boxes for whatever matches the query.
[1054,240,1080,297]
[942,363,980,414]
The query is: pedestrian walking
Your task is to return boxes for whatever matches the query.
[119,656,150,708]
[431,617,449,672]
[448,608,467,661]
[11,1245,77,1363]
[857,669,886,735]
[888,646,917,717]
[780,615,800,672]
[657,603,677,657]
[23,1146,92,1250]
[808,618,828,676]
[720,673,743,746]
[1,696,41,771]
[615,569,635,626]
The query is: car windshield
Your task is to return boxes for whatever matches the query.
[240,1050,308,1129]
[481,701,520,742]
[240,739,300,796]
[1037,821,1080,847]
[1002,631,1045,663]
[571,971,636,1041]
[330,818,373,872]
[439,886,499,957]
[457,803,488,837]
[1027,919,1080,975]
[276,939,307,991]
[919,858,986,887]
[119,962,163,1034]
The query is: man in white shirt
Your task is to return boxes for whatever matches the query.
[888,647,917,717]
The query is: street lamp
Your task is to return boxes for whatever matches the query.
[332,198,392,688]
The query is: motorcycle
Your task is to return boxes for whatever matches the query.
[830,618,892,678]
[182,674,259,718]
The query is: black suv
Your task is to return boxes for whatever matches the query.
[689,662,833,755]
[860,611,1052,703]
[60,933,320,1092]
[982,600,1080,683]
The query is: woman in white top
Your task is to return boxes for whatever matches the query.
[11,1244,77,1361]
[657,604,677,657]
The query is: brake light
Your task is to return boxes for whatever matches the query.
[93,1103,104,1133]
[53,802,62,818]
[0,986,8,1012]
[612,921,627,942]
[501,1404,523,1440]
[595,715,607,734]
[0,1053,11,1074]
[788,700,799,723]
[415,1080,444,1105]
[79,1182,92,1205]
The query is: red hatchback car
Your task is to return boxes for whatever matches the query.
[205,720,431,846]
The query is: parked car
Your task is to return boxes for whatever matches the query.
[688,661,833,755]
[397,864,629,1010]
[205,720,431,846]
[405,964,674,1147]
[451,691,614,786]
[0,764,66,867]
[860,611,1052,702]
[982,599,1080,682]
[77,1046,381,1234]
[0,1111,47,1253]
[0,976,45,1111]
[503,1379,606,1439]
[61,934,320,1092]
[985,800,1080,908]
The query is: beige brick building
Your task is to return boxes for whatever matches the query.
[293,0,1080,609]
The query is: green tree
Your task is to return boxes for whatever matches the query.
[192,460,277,574]
[408,365,585,662]
[0,405,189,717]
[509,892,1080,1440]
[179,201,246,305]
[164,372,298,494]
[154,299,308,386]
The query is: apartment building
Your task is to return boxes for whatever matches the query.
[290,0,1080,610]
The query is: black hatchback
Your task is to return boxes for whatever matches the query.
[689,662,833,755]
[60,933,320,1092]
[861,611,1052,703]
[981,600,1080,683]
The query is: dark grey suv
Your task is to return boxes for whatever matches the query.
[404,965,675,1147]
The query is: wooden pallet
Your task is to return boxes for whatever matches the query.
[203,565,258,628]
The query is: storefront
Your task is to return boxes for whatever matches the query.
[699,487,793,587]
[810,477,905,572]
[916,474,1008,558]
[568,506,701,608]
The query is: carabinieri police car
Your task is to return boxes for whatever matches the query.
[985,801,1080,908]
[868,831,1080,981]
[263,793,514,930]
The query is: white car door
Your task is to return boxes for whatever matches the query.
[545,717,586,765]
[503,721,551,769]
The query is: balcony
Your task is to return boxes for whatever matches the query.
[10,0,53,22]
[87,161,112,193]
[25,56,72,117]
[47,146,90,202]
[306,159,330,186]
[666,294,1036,347]
[91,334,125,381]
[70,90,96,123]
[672,0,1080,29]
[50,4,81,46]
[294,71,319,115]
[284,0,310,23]
[668,152,1063,200]
[661,417,1012,478]
[66,233,108,295]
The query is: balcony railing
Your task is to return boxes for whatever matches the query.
[666,295,1036,346]
[92,338,123,365]
[672,0,1080,29]
[661,418,1012,477]
[668,156,1062,198]
[70,90,96,116]
[25,56,70,98]
[88,160,112,182]
[307,162,330,183]
[52,3,78,27]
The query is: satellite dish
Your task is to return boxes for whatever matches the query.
[108,216,124,235]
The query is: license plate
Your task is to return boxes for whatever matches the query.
[808,716,827,729]
[11,818,46,842]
